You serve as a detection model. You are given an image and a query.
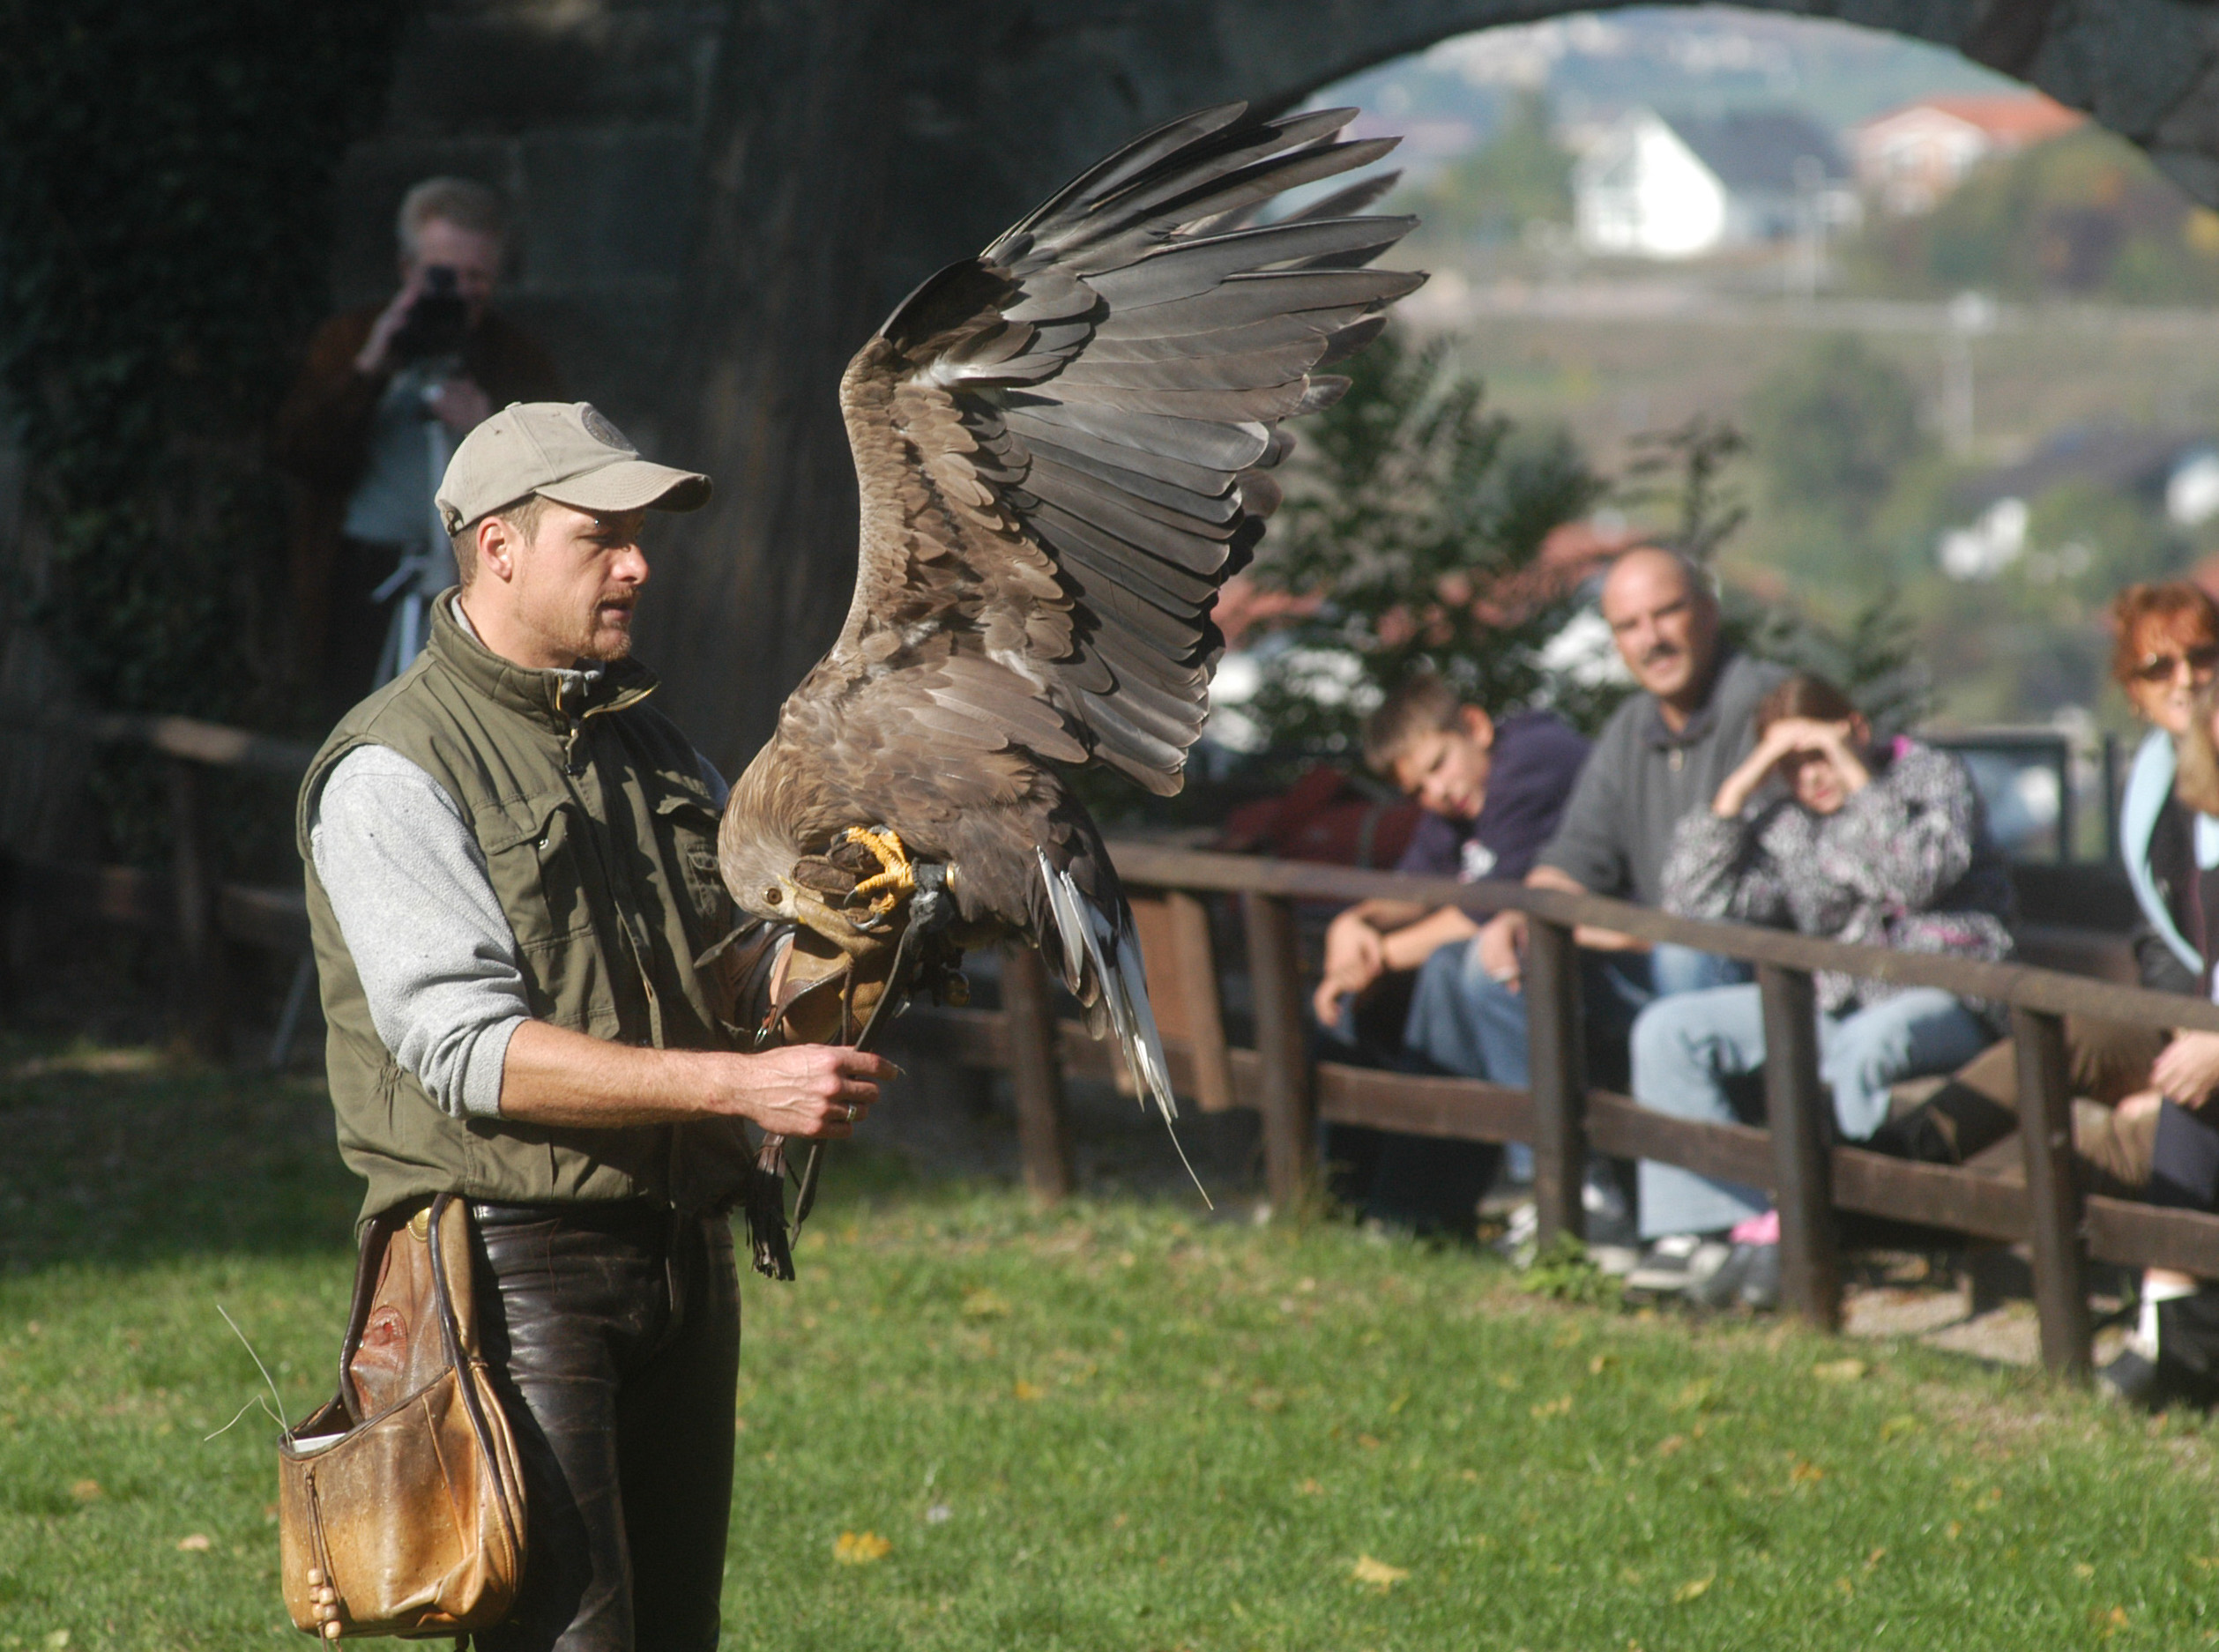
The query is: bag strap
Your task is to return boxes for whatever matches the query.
[335,1204,410,1427]
[424,1194,524,1564]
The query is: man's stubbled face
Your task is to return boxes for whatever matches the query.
[1600,548,1720,707]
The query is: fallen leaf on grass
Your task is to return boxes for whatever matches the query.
[961,1288,1010,1319]
[834,1531,891,1565]
[1352,1555,1409,1589]
[1864,1547,1887,1572]
[1790,1460,1826,1485]
[2075,1563,2096,1579]
[1656,1435,1687,1457]
[1812,1358,1867,1383]
[1879,1413,1921,1441]
[1356,1433,1382,1450]
[1530,1395,1573,1420]
[1672,1574,1714,1604]
[175,1534,211,1552]
[1590,1353,1617,1375]
[1297,1478,1325,1497]
[69,1480,100,1503]
[1012,1380,1043,1402]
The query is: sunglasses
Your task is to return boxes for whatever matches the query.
[2131,644,2219,684]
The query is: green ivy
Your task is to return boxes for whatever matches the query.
[0,0,408,726]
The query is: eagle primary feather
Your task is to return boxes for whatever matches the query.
[718,102,1418,1171]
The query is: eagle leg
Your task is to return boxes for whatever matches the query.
[841,824,917,918]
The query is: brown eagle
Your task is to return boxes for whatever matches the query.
[715,102,1418,1222]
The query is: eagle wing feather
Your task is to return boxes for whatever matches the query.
[821,102,1419,798]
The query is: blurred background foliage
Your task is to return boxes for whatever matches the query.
[0,0,406,726]
[1403,90,1577,253]
[0,1,406,862]
[1845,126,2219,305]
[1240,327,1605,755]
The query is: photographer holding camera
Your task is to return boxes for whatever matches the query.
[277,177,563,711]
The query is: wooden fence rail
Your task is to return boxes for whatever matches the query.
[2,706,316,1061]
[883,840,2219,1383]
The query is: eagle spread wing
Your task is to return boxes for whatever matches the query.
[719,102,1418,1154]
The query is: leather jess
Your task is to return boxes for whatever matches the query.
[469,1201,741,1652]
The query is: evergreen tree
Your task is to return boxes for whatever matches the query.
[1240,326,1605,754]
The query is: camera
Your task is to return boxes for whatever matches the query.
[387,264,470,363]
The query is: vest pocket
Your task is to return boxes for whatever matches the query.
[476,796,613,1031]
[653,791,733,939]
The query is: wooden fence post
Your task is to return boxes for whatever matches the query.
[166,756,229,1062]
[1241,891,1315,1216]
[1165,890,1235,1112]
[2014,1006,2092,1380]
[1757,963,1840,1331]
[1524,917,1586,1246]
[1001,943,1073,1202]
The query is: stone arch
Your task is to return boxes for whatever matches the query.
[352,2,2219,760]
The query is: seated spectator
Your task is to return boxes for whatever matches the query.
[1314,674,1590,1234]
[1456,547,1790,1016]
[1880,580,2218,1180]
[275,176,564,712]
[2102,670,2219,1406]
[1625,674,2013,1307]
[1863,580,2219,1403]
[1373,547,1786,1249]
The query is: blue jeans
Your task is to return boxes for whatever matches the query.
[1398,939,1750,1183]
[1630,984,1995,1239]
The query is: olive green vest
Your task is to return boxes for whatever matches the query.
[298,592,747,1226]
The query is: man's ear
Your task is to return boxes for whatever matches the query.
[1458,705,1495,749]
[475,516,521,584]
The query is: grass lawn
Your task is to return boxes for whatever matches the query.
[6,1041,2219,1648]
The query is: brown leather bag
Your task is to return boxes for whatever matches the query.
[278,1194,527,1639]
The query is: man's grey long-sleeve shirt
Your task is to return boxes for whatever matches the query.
[310,723,727,1120]
[1535,650,1791,907]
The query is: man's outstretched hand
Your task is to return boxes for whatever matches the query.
[712,1043,896,1140]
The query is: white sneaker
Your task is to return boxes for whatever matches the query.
[1624,1234,1732,1294]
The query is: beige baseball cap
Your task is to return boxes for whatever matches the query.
[435,401,711,534]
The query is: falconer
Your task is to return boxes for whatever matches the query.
[297,401,894,1650]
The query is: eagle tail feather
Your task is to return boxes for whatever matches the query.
[1034,849,1209,1205]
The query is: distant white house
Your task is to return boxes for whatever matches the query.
[1572,108,1855,259]
[1851,94,2083,215]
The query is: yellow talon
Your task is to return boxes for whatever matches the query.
[843,825,916,915]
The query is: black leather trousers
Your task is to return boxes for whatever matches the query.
[469,1200,741,1652]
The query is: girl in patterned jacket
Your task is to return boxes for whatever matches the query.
[1623,673,2014,1307]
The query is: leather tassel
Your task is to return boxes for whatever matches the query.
[744,1135,794,1282]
